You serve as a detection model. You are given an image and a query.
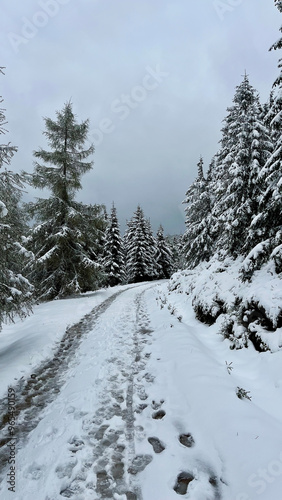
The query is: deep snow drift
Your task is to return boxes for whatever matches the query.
[0,276,281,500]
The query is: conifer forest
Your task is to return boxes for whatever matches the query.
[0,2,282,500]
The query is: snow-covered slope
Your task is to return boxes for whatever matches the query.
[0,280,281,500]
[168,255,282,352]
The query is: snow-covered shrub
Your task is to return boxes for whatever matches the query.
[165,255,282,353]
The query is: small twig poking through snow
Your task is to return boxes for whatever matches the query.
[225,361,233,375]
[236,387,252,401]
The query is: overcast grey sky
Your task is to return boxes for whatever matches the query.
[0,0,280,234]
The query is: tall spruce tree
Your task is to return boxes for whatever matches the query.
[155,225,173,279]
[124,205,156,283]
[27,101,106,300]
[210,75,272,256]
[0,68,33,326]
[103,203,125,286]
[144,218,160,280]
[183,157,214,267]
[242,2,282,275]
[168,235,186,272]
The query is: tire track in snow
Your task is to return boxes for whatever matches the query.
[0,288,129,482]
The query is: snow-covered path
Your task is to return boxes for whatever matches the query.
[1,284,162,500]
[1,282,282,500]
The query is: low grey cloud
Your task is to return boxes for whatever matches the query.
[0,0,280,234]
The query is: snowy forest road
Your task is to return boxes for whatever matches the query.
[0,282,236,500]
[0,288,131,477]
[0,282,186,500]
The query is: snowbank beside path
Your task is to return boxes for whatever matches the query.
[0,286,130,399]
[144,285,282,500]
[166,256,282,352]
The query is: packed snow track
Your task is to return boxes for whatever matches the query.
[2,282,281,499]
[0,283,222,499]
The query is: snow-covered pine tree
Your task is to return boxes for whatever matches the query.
[242,3,282,276]
[144,218,160,280]
[260,90,275,128]
[167,234,185,272]
[155,225,173,279]
[103,203,125,286]
[124,205,155,283]
[26,101,106,300]
[0,68,33,326]
[182,156,214,268]
[210,75,272,257]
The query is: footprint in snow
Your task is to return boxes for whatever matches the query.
[136,385,148,401]
[148,437,165,453]
[125,492,138,500]
[94,424,109,440]
[152,409,166,420]
[128,454,153,475]
[173,471,194,495]
[110,460,125,480]
[179,433,195,448]
[135,403,148,414]
[144,372,155,383]
[135,425,146,441]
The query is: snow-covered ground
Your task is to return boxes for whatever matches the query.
[0,287,127,399]
[0,279,282,499]
[168,255,282,352]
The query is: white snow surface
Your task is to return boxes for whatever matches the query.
[0,287,125,398]
[0,278,282,500]
[169,255,282,351]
